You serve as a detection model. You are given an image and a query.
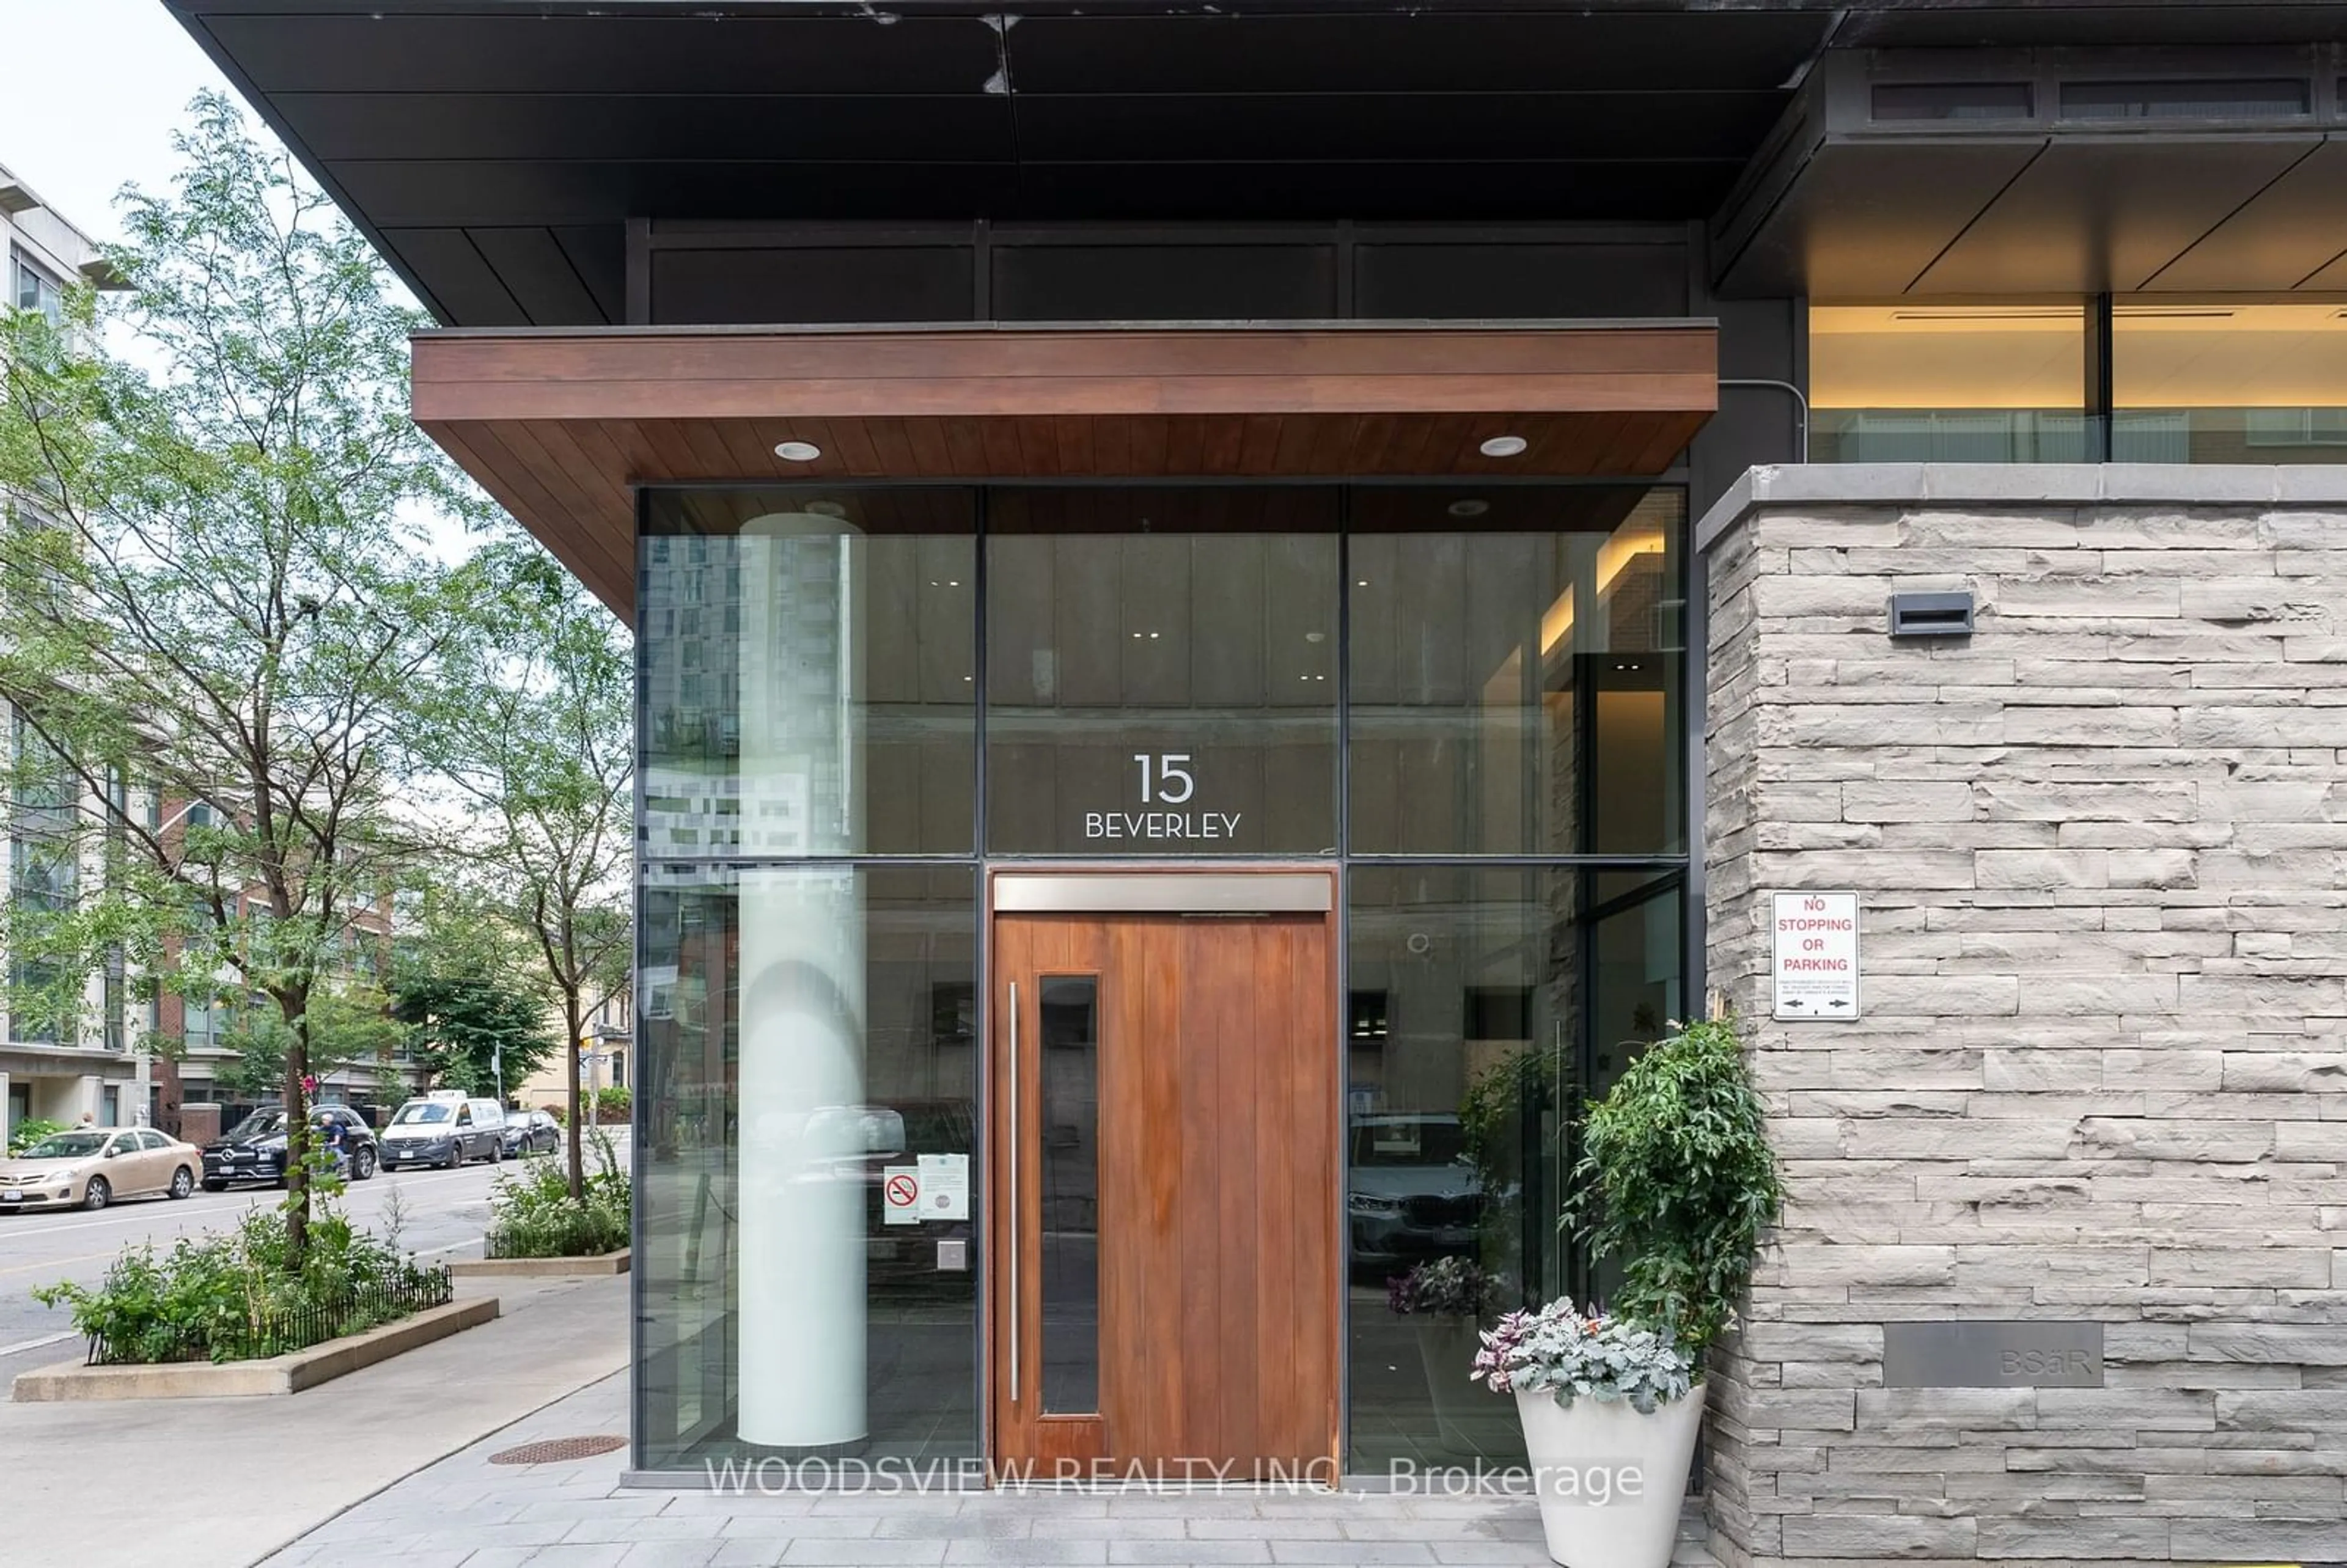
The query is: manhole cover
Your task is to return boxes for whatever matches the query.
[488,1435,627,1465]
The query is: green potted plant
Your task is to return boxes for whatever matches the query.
[1486,1015,1780,1568]
[1387,1255,1509,1454]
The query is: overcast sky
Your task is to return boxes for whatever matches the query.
[0,0,239,244]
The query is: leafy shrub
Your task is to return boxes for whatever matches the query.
[485,1126,630,1258]
[1387,1255,1502,1318]
[593,1085,631,1123]
[1570,1016,1780,1356]
[1471,1297,1695,1413]
[32,1200,444,1363]
[7,1118,68,1156]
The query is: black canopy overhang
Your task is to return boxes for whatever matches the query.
[162,1,2347,326]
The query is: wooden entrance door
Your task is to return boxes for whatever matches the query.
[989,883,1339,1479]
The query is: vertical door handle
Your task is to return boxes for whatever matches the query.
[1006,979,1021,1403]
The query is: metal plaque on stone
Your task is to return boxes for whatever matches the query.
[1883,1322,2104,1388]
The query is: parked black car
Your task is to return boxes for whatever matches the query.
[201,1105,378,1190]
[500,1107,561,1158]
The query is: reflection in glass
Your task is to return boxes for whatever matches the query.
[1037,976,1101,1413]
[987,497,1340,855]
[634,865,979,1467]
[1348,493,1685,856]
[641,489,977,857]
[1344,865,1681,1469]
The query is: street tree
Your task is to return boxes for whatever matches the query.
[390,888,558,1100]
[0,93,484,1261]
[425,543,631,1200]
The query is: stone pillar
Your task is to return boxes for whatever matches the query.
[734,514,869,1449]
[1699,464,2347,1567]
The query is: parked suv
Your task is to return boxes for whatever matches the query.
[378,1094,504,1170]
[202,1105,378,1190]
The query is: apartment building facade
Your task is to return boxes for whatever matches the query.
[171,3,2347,1561]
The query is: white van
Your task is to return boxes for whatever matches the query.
[378,1094,507,1170]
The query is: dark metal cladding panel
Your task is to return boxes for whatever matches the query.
[1005,11,1837,93]
[1912,135,2319,294]
[468,227,609,326]
[1713,139,2049,299]
[652,246,978,326]
[2141,136,2347,291]
[197,13,1004,95]
[1012,91,1789,164]
[380,228,527,326]
[1354,243,1691,320]
[990,245,1339,323]
[268,91,1018,164]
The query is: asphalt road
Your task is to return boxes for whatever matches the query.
[0,1134,627,1387]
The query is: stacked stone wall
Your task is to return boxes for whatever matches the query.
[1700,469,2347,1567]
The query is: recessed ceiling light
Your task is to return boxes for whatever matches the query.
[805,500,847,518]
[1478,435,1528,459]
[1449,499,1491,518]
[1305,631,1327,643]
[773,441,821,462]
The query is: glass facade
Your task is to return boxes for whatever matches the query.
[1811,298,2347,463]
[635,483,1689,1473]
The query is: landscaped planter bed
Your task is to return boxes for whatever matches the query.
[11,1295,499,1401]
[449,1248,629,1278]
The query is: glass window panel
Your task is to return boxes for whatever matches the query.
[1346,490,1685,856]
[986,489,1340,855]
[1809,304,2093,463]
[1344,865,1681,1471]
[1037,975,1101,1414]
[2061,79,2308,120]
[1871,82,2033,122]
[2113,301,2347,463]
[635,863,979,1469]
[641,489,977,857]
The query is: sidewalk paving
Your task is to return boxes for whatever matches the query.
[0,1272,627,1568]
[257,1371,1722,1568]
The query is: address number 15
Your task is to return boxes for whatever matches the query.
[1132,753,1195,804]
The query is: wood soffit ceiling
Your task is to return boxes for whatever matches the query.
[409,323,1717,622]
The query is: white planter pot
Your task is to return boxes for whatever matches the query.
[1411,1316,1513,1456]
[1513,1380,1705,1568]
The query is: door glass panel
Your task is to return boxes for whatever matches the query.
[1037,974,1101,1413]
[986,488,1340,855]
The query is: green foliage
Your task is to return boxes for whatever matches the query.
[32,1199,442,1363]
[216,981,403,1102]
[485,1127,630,1258]
[416,540,632,1200]
[1569,1016,1781,1357]
[390,905,557,1097]
[593,1085,631,1123]
[0,93,504,1263]
[6,1118,69,1156]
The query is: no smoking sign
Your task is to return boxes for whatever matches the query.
[883,1167,920,1225]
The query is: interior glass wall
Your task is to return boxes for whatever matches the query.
[634,482,1689,1474]
[1808,303,2094,463]
[2111,300,2347,462]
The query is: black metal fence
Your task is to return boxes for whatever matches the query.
[86,1267,454,1366]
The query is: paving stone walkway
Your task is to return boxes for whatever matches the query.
[259,1373,1720,1568]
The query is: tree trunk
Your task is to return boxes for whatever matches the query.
[564,988,584,1203]
[280,987,312,1267]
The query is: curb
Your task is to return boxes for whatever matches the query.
[447,1248,630,1278]
[9,1295,501,1402]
